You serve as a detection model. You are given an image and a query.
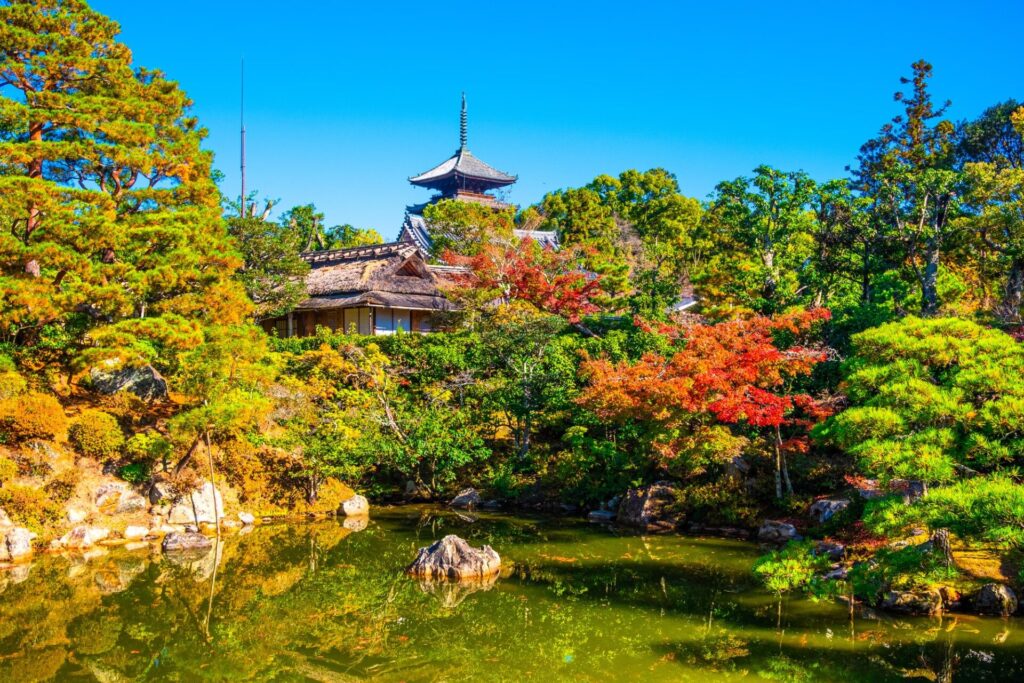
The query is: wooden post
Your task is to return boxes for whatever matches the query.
[287,312,294,338]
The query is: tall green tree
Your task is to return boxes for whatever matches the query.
[280,203,382,253]
[0,0,247,366]
[704,165,816,313]
[226,199,309,319]
[852,60,959,316]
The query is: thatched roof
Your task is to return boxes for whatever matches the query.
[296,242,454,311]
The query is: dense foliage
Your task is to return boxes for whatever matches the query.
[1,0,1024,608]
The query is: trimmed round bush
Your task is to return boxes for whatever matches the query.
[68,409,124,460]
[0,392,67,441]
[0,372,27,400]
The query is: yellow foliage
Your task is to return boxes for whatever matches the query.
[68,410,125,460]
[0,483,61,532]
[0,454,16,484]
[0,392,67,441]
[0,372,27,400]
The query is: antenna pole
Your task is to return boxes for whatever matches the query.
[240,58,247,216]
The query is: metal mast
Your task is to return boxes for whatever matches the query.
[240,58,247,216]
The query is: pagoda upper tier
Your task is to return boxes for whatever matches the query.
[408,94,516,197]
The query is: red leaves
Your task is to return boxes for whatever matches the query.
[443,238,604,323]
[579,309,832,459]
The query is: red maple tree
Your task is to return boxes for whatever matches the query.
[442,238,604,325]
[579,308,832,498]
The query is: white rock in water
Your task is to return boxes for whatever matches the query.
[238,511,256,526]
[123,525,149,541]
[340,494,369,517]
[407,535,500,581]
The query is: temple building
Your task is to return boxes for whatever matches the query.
[399,94,557,252]
[260,95,553,338]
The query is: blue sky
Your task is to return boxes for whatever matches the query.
[94,0,1021,240]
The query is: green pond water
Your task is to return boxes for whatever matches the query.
[0,507,1022,682]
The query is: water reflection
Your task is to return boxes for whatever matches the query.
[0,508,1020,681]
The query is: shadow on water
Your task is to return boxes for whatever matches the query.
[0,506,1022,681]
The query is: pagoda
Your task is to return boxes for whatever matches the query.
[399,95,556,252]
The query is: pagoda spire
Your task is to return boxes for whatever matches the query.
[459,92,467,150]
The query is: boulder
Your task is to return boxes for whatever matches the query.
[814,541,846,562]
[449,488,481,510]
[115,492,147,514]
[161,531,213,553]
[880,589,943,616]
[972,583,1018,616]
[238,511,256,526]
[167,481,224,525]
[340,494,369,517]
[403,480,430,501]
[0,508,11,528]
[588,509,616,523]
[94,482,129,509]
[148,475,176,505]
[809,498,850,524]
[123,525,149,541]
[89,360,168,401]
[1,527,35,561]
[61,525,111,550]
[617,481,682,532]
[723,455,750,485]
[854,479,884,500]
[407,535,501,581]
[758,520,801,544]
[67,508,88,524]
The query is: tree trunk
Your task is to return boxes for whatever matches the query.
[773,434,783,500]
[920,244,940,316]
[1000,257,1024,323]
[204,430,220,543]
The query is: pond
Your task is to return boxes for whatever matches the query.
[0,507,1021,681]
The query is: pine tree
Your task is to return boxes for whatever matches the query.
[0,0,248,368]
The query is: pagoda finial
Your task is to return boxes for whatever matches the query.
[459,92,467,150]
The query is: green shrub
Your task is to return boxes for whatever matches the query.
[848,542,960,602]
[68,410,124,460]
[117,462,150,484]
[753,541,833,596]
[863,473,1024,546]
[0,392,67,441]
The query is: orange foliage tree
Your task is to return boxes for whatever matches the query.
[442,237,604,328]
[578,309,832,498]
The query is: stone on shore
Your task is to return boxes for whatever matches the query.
[880,589,943,616]
[407,535,500,581]
[238,511,256,526]
[587,509,616,523]
[449,488,481,510]
[123,525,149,541]
[809,498,850,524]
[61,525,111,550]
[167,481,224,525]
[1,527,35,561]
[0,508,12,528]
[617,481,682,532]
[972,583,1018,616]
[758,520,801,544]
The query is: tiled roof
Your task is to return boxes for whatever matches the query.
[409,147,516,188]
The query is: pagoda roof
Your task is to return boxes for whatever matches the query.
[409,146,517,190]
